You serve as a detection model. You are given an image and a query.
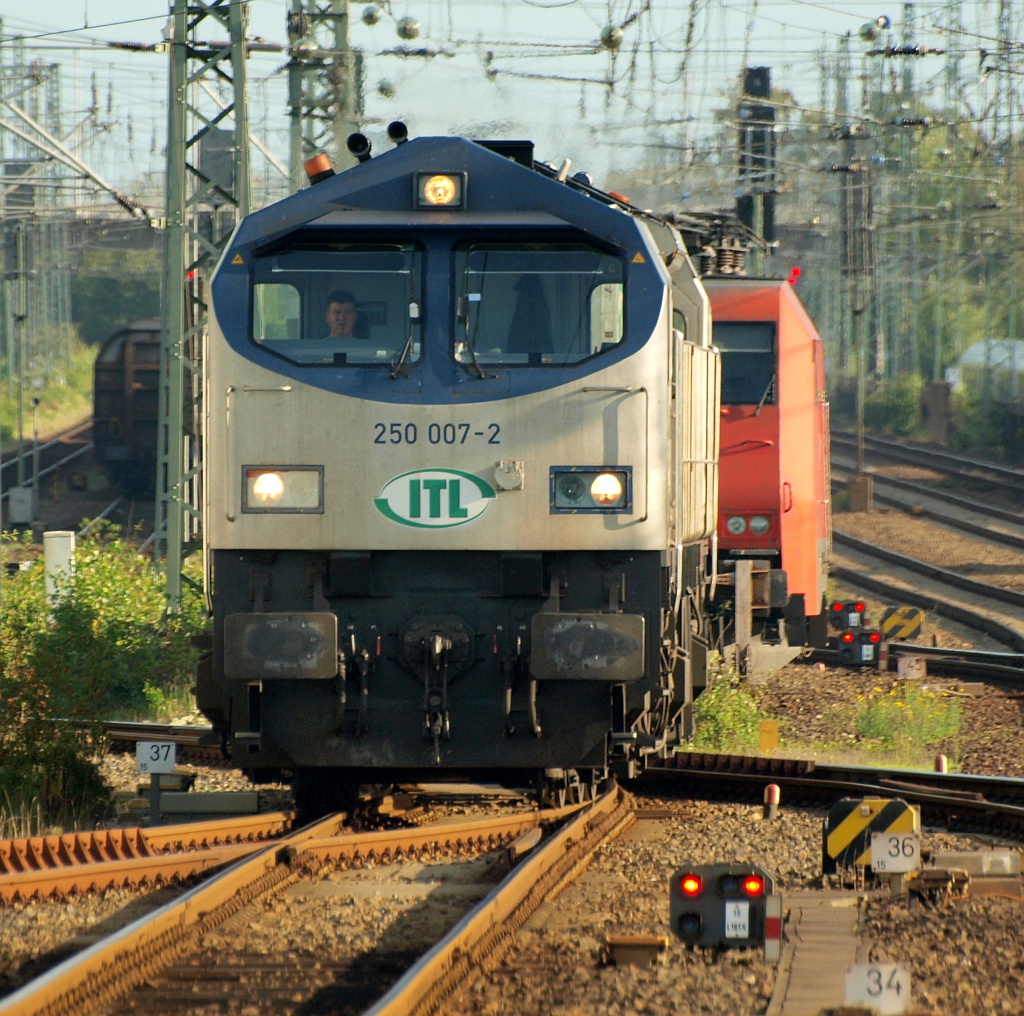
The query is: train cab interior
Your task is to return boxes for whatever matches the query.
[715,321,777,408]
[249,240,625,368]
[251,244,419,365]
[453,243,624,365]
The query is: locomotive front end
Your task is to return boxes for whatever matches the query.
[200,134,718,808]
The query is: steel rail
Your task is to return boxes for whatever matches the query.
[831,530,1024,652]
[660,751,1024,806]
[364,786,633,1016]
[834,530,1024,610]
[0,422,91,476]
[831,431,1024,495]
[0,421,94,505]
[0,804,586,1016]
[0,813,296,904]
[645,756,1024,835]
[831,461,1024,545]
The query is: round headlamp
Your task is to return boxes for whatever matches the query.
[726,515,746,535]
[749,515,770,535]
[557,474,585,504]
[590,472,623,506]
[423,174,457,205]
[252,472,285,504]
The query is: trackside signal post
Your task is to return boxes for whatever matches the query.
[670,863,780,959]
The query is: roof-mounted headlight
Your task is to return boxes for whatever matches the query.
[415,171,466,209]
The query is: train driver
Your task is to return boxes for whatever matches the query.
[323,289,363,339]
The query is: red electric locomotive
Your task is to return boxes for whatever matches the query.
[705,277,830,672]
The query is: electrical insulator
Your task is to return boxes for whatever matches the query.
[396,17,420,40]
[600,25,623,50]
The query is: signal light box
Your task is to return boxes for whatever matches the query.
[836,629,882,666]
[829,600,867,631]
[670,863,779,955]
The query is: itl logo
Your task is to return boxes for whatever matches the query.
[374,468,496,528]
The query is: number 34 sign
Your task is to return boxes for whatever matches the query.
[846,964,910,1016]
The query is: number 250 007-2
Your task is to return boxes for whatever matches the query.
[373,422,501,445]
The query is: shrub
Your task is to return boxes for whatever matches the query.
[0,527,207,826]
[855,683,960,748]
[863,375,924,436]
[687,668,766,751]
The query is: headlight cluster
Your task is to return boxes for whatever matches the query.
[243,467,324,513]
[550,467,631,514]
[724,514,771,537]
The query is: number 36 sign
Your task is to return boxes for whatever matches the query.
[870,832,921,874]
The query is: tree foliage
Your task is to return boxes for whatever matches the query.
[71,248,161,346]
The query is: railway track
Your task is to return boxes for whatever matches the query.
[0,792,617,1016]
[830,528,1024,651]
[831,429,1024,501]
[6,428,1023,1013]
[828,433,1024,654]
[2,773,1021,1015]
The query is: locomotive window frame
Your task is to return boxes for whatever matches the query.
[452,241,625,367]
[713,320,777,406]
[249,241,423,368]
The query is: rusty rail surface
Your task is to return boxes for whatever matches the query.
[0,812,295,904]
[0,803,587,1016]
[365,786,635,1016]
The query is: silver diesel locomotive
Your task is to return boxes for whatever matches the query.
[199,130,719,810]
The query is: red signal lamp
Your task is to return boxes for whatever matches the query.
[787,265,801,285]
[680,874,702,896]
[868,631,881,643]
[742,875,764,896]
[841,631,855,643]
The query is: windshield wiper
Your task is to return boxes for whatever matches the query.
[754,373,776,416]
[390,300,420,379]
[457,295,487,380]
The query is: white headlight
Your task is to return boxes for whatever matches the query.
[244,467,323,512]
[252,472,285,504]
[590,472,623,506]
[550,467,631,513]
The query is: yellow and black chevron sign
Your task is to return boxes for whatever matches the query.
[822,797,918,874]
[880,606,925,640]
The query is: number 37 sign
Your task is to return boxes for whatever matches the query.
[136,741,177,774]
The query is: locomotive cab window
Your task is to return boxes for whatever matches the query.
[251,243,421,366]
[453,243,624,366]
[714,321,776,406]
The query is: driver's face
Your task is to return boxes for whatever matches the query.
[325,301,357,337]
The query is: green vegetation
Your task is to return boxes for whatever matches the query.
[863,374,925,436]
[683,659,962,769]
[686,660,771,752]
[0,334,95,446]
[0,526,207,832]
[854,683,961,750]
[71,247,161,345]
